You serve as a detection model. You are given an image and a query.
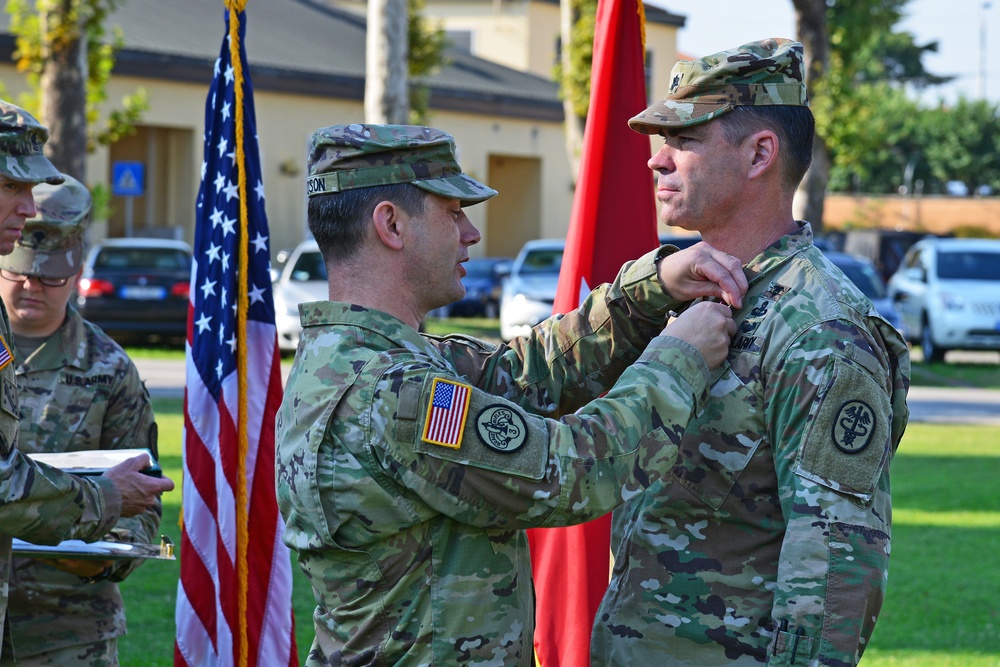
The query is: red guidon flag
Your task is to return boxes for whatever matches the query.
[527,0,658,664]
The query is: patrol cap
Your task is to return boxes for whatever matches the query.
[0,174,91,278]
[629,38,808,133]
[0,100,64,185]
[306,123,498,207]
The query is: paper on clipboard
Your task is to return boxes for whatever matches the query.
[12,535,176,561]
[26,448,162,477]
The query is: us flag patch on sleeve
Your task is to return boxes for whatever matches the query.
[421,378,472,449]
[0,335,12,372]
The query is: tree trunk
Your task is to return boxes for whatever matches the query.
[39,1,88,182]
[561,0,583,183]
[791,0,828,232]
[366,0,410,124]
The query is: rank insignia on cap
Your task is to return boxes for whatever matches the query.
[422,378,472,449]
[832,400,876,454]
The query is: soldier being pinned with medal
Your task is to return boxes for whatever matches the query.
[591,38,911,666]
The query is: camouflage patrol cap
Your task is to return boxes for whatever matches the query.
[629,38,808,133]
[306,124,498,207]
[0,174,91,278]
[0,100,64,185]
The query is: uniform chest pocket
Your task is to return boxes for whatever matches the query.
[668,362,764,510]
[18,384,100,453]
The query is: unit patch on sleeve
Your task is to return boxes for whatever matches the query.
[831,400,876,454]
[421,378,472,449]
[475,405,528,453]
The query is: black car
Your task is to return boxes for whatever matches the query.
[75,238,193,345]
[450,256,512,318]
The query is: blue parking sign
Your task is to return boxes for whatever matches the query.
[112,161,145,196]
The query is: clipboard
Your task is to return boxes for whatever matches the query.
[26,448,162,477]
[12,535,176,561]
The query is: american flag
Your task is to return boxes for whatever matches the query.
[174,6,297,667]
[422,379,471,448]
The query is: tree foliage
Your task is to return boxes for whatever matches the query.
[806,0,1000,197]
[407,0,447,125]
[920,98,1000,195]
[4,0,148,154]
[553,0,596,121]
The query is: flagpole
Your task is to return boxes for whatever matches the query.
[225,2,250,667]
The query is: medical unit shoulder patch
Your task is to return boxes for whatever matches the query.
[421,378,472,449]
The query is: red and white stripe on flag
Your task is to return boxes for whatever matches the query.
[421,378,472,449]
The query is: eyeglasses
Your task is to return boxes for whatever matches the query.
[0,269,70,287]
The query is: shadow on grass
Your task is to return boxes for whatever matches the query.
[874,522,1000,655]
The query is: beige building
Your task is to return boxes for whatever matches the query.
[333,0,684,102]
[0,0,684,259]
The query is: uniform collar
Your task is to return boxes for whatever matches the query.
[742,221,815,289]
[299,300,433,354]
[16,307,88,373]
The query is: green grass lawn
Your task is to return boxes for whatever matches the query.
[117,398,1000,666]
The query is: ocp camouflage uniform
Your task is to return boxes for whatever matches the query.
[4,307,159,664]
[592,224,910,666]
[0,307,121,633]
[0,100,122,645]
[276,249,712,666]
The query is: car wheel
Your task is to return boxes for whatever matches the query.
[920,315,946,363]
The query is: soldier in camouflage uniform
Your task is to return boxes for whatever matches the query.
[591,39,911,666]
[276,123,748,666]
[0,100,172,649]
[0,175,161,666]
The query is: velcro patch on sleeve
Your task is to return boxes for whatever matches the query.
[415,381,548,480]
[796,356,890,505]
[421,378,472,449]
[0,335,12,373]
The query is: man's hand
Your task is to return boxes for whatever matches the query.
[662,301,736,369]
[44,557,113,578]
[657,242,747,309]
[103,454,175,518]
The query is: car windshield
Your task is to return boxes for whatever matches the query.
[519,250,563,274]
[290,251,327,282]
[94,247,190,271]
[936,251,1000,281]
[837,262,887,299]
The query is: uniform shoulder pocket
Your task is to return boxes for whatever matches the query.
[795,356,891,506]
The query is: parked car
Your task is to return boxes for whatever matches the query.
[658,233,702,250]
[499,239,564,341]
[272,239,328,351]
[450,256,512,318]
[822,250,906,338]
[74,238,193,345]
[498,235,697,341]
[887,237,1000,362]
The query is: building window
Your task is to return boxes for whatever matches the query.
[446,30,473,53]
